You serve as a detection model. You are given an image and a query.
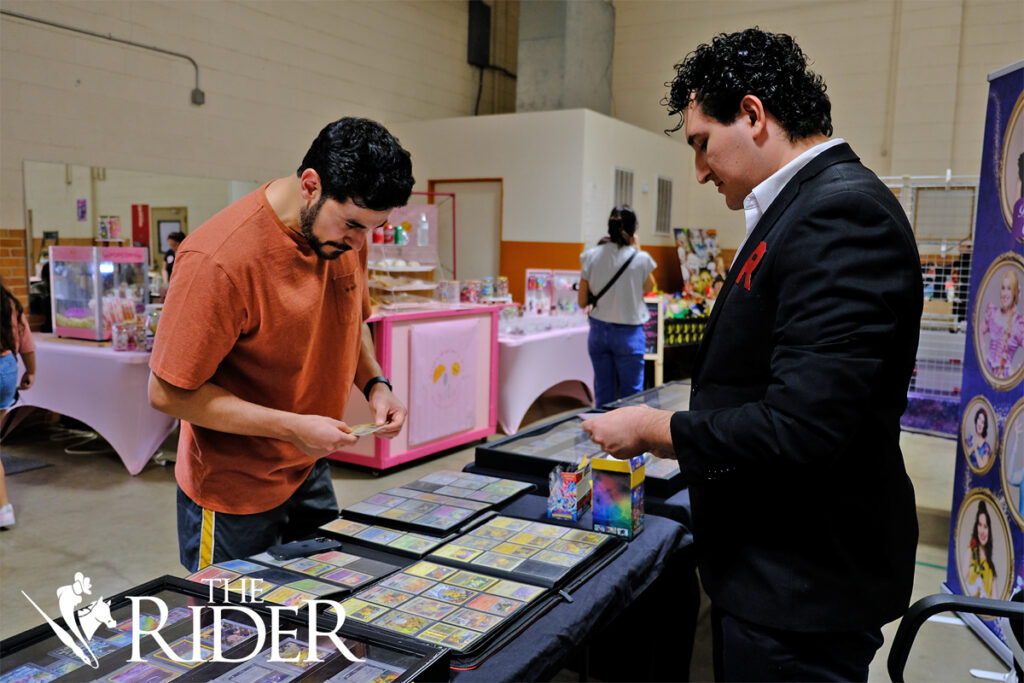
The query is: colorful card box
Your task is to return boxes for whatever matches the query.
[547,458,592,521]
[591,455,645,539]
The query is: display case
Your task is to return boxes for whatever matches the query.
[602,379,691,411]
[49,246,148,341]
[475,408,686,498]
[524,269,553,315]
[0,575,449,682]
[552,270,581,314]
[338,514,624,665]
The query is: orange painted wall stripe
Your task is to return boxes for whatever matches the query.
[499,240,585,305]
[498,240,736,303]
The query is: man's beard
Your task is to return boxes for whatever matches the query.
[300,197,350,260]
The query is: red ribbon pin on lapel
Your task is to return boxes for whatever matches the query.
[735,241,767,291]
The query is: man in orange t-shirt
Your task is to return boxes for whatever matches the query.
[149,117,414,571]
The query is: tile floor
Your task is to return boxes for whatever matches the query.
[0,398,1011,681]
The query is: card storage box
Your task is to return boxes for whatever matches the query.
[547,459,592,522]
[592,455,645,539]
[340,470,533,534]
[0,575,449,683]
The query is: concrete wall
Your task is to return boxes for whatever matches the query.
[517,0,615,115]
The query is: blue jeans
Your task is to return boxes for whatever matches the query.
[587,318,645,407]
[0,353,18,409]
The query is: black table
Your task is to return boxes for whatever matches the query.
[453,494,699,682]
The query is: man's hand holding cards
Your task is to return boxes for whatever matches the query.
[349,422,388,437]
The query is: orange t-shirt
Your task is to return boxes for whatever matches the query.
[150,184,371,514]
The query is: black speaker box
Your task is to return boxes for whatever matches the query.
[467,0,491,67]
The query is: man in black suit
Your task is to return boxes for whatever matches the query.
[583,28,922,681]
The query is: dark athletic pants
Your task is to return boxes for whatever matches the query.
[177,459,339,572]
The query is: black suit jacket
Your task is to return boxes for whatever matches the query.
[670,143,922,631]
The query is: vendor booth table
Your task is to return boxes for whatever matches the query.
[0,334,178,475]
[496,323,594,435]
[451,493,697,681]
[0,494,696,683]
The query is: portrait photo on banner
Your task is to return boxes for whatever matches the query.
[998,397,1024,529]
[973,252,1024,389]
[961,395,999,475]
[999,91,1024,240]
[954,489,1014,602]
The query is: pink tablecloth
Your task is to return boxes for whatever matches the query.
[1,334,178,475]
[497,325,594,434]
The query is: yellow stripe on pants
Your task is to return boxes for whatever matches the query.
[199,508,216,569]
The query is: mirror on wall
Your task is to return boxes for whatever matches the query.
[22,161,260,278]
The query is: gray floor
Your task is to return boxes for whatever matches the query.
[0,398,1010,681]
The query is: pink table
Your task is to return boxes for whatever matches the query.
[1,334,178,475]
[329,305,503,471]
[497,324,594,434]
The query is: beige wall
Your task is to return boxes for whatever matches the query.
[612,0,1024,247]
[581,109,690,248]
[389,108,689,248]
[389,110,588,244]
[3,0,1021,261]
[1,0,478,232]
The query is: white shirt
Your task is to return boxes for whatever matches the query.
[733,138,846,267]
[580,242,657,325]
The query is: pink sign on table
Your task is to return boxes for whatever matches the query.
[409,318,479,446]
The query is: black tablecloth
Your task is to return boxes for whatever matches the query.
[453,494,698,682]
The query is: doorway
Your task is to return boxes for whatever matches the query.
[427,179,502,281]
[150,206,188,265]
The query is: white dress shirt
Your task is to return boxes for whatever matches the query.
[732,138,846,267]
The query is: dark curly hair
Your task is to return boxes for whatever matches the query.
[665,27,832,141]
[298,117,415,211]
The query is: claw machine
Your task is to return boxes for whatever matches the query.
[49,246,148,340]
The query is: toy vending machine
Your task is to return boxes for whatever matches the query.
[50,246,149,340]
[524,268,553,315]
[552,270,581,314]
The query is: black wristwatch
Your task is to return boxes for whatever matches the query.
[363,376,392,399]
